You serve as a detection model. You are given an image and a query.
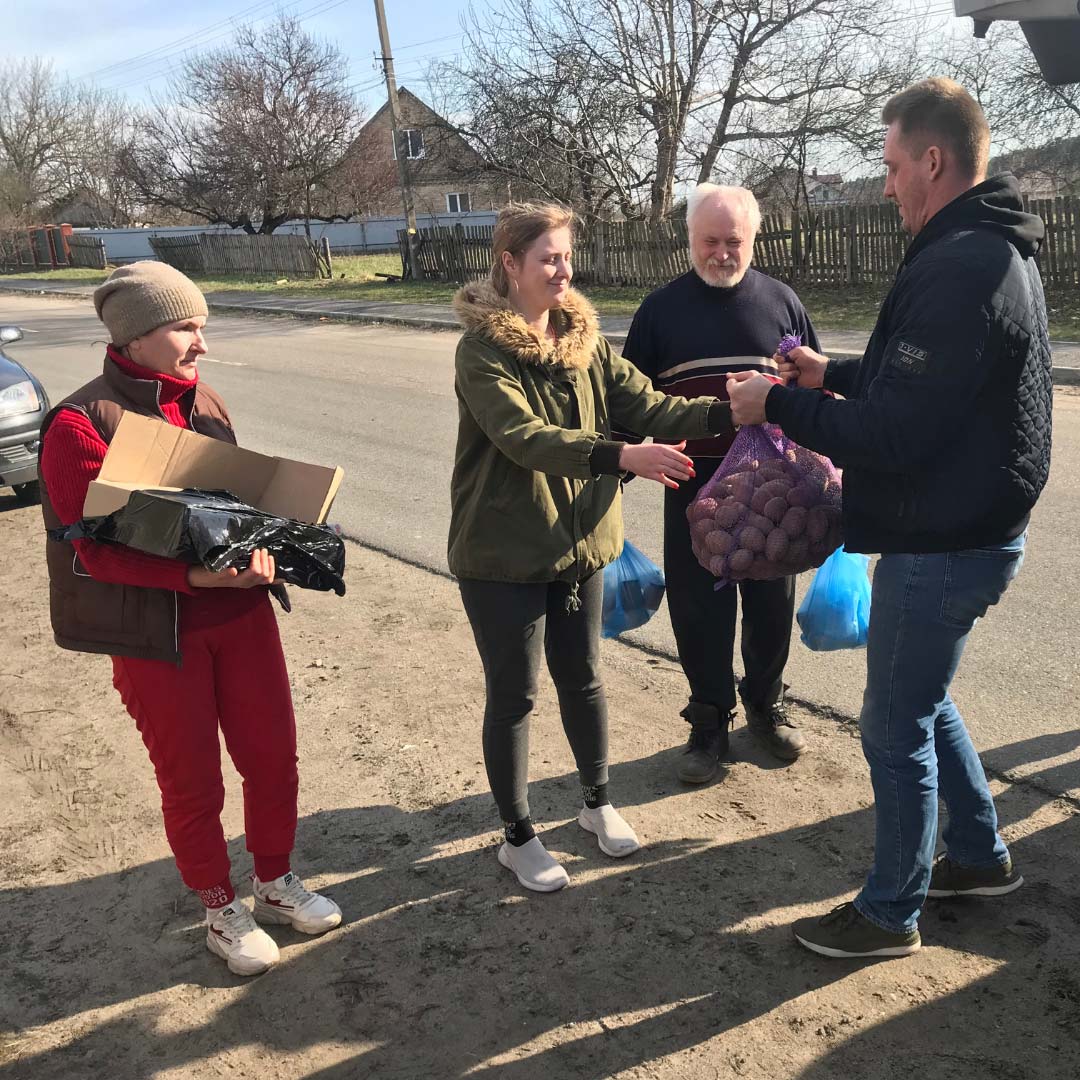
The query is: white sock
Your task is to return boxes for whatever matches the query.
[578,804,641,857]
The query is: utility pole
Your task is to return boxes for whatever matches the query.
[374,0,420,281]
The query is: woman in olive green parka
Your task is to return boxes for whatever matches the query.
[451,203,730,894]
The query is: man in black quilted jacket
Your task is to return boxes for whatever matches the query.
[728,78,1053,959]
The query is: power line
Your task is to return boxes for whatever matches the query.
[69,0,465,99]
[83,0,352,91]
[344,49,465,96]
[100,0,354,93]
[75,0,286,83]
[396,32,464,53]
[347,75,390,96]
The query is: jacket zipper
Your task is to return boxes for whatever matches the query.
[564,371,585,612]
[173,594,180,667]
[154,382,182,664]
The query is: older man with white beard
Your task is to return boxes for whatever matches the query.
[620,184,820,779]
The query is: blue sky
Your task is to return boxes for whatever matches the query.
[8,0,484,113]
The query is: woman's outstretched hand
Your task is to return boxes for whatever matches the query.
[188,547,276,589]
[618,440,695,489]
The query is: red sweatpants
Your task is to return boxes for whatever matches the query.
[112,596,299,892]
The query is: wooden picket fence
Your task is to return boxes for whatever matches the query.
[401,223,494,281]
[150,232,329,278]
[67,234,108,270]
[1028,196,1080,289]
[149,233,203,273]
[399,197,1080,289]
[574,220,690,285]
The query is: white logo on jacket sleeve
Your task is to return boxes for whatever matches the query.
[890,340,931,374]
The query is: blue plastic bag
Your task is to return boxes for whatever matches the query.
[601,541,666,638]
[796,547,871,651]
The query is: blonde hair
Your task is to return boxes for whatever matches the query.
[490,202,575,296]
[686,184,761,237]
[882,78,989,180]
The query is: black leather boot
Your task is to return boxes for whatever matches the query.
[676,702,732,784]
[743,701,807,761]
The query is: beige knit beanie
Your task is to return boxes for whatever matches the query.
[93,261,209,346]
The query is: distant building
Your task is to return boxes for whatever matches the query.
[45,188,130,228]
[804,169,845,206]
[754,167,848,210]
[350,88,510,218]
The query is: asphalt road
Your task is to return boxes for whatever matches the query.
[4,294,1077,800]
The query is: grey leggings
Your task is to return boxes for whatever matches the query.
[458,572,609,823]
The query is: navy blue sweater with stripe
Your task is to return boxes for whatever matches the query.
[620,268,820,471]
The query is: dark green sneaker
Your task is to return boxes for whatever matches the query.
[792,902,921,958]
[926,854,1024,898]
[744,701,807,761]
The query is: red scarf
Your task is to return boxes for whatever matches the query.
[107,346,197,429]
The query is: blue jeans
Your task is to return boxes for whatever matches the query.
[854,535,1025,934]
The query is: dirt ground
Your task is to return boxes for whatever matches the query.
[1,496,1078,1080]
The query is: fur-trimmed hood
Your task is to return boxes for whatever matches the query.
[452,280,600,370]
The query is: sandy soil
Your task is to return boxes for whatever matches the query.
[1,496,1078,1080]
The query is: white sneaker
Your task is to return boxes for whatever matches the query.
[497,837,570,892]
[578,804,641,858]
[252,871,342,934]
[206,901,280,976]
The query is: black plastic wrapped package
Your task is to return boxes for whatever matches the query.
[75,488,346,596]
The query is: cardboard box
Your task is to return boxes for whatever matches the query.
[83,412,343,524]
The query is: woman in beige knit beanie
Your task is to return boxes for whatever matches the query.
[37,259,342,977]
[95,260,208,345]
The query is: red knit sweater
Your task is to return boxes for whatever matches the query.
[41,349,262,624]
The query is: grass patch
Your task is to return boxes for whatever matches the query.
[4,255,1078,339]
[2,266,110,283]
[1045,288,1080,342]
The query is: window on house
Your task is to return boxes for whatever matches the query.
[392,128,425,160]
[446,192,471,214]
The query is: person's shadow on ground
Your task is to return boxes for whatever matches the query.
[3,733,1077,1079]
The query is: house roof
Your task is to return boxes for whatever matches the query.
[359,87,446,133]
[352,86,496,187]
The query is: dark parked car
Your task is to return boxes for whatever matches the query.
[0,326,49,504]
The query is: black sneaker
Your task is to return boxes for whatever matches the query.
[675,703,732,784]
[792,902,921,959]
[744,701,807,761]
[926,854,1024,898]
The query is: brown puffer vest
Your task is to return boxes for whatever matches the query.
[39,356,235,665]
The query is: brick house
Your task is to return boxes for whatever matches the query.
[352,88,511,218]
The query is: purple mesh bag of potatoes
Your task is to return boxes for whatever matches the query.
[687,423,843,589]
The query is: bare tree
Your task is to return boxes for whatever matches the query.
[120,15,367,234]
[690,6,919,188]
[438,0,918,223]
[319,123,400,219]
[939,21,1080,149]
[0,59,79,221]
[0,59,140,226]
[430,14,654,222]
[57,89,142,225]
